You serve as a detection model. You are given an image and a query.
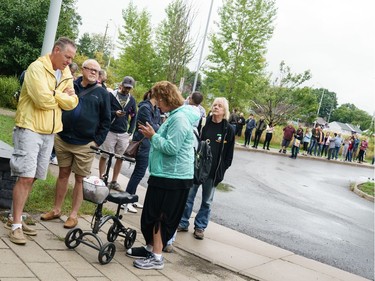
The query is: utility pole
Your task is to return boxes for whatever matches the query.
[102,22,109,52]
[192,0,214,93]
[316,88,325,118]
[41,0,62,56]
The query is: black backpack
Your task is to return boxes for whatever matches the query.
[193,130,213,185]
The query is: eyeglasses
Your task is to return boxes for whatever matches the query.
[83,66,99,74]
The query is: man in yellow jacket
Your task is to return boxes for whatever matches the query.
[8,37,79,245]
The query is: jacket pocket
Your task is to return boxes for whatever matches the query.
[10,149,28,173]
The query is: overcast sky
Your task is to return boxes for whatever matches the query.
[76,0,374,115]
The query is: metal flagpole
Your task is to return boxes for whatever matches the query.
[192,0,214,93]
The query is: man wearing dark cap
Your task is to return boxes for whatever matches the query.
[98,76,137,193]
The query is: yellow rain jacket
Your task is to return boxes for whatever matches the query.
[15,54,78,134]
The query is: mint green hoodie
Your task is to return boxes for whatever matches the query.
[149,105,200,179]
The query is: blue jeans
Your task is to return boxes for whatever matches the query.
[125,147,149,195]
[179,178,216,230]
[334,146,340,159]
[308,138,317,155]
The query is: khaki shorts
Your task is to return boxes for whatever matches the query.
[54,134,95,176]
[10,127,54,180]
[100,131,130,158]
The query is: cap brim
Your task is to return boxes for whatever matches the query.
[122,83,133,88]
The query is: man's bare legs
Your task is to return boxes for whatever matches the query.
[12,177,35,224]
[51,166,71,215]
[70,174,84,219]
[98,156,107,179]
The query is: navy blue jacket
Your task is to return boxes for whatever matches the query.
[109,90,137,134]
[58,77,111,146]
[132,99,161,152]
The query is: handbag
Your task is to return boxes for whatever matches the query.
[124,137,145,158]
[294,139,301,147]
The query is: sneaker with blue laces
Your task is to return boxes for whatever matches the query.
[133,253,164,270]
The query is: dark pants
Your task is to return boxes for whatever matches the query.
[244,129,253,146]
[291,144,300,158]
[253,130,263,148]
[263,133,273,149]
[327,148,335,160]
[358,150,365,163]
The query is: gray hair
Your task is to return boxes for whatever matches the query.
[211,97,230,120]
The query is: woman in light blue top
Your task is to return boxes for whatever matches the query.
[126,81,199,270]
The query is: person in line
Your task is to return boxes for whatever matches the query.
[98,76,137,194]
[315,127,325,156]
[290,125,303,159]
[263,122,274,150]
[341,136,350,161]
[98,69,108,90]
[126,81,199,270]
[8,37,79,245]
[228,108,238,132]
[124,90,161,214]
[279,123,296,154]
[164,91,206,252]
[302,128,311,155]
[352,134,360,161]
[184,92,206,131]
[345,136,354,162]
[50,62,80,166]
[252,115,266,149]
[321,132,331,157]
[69,62,79,80]
[357,137,368,163]
[41,59,111,229]
[327,133,337,160]
[333,133,342,160]
[243,113,256,147]
[236,112,245,137]
[178,97,235,240]
[307,124,319,155]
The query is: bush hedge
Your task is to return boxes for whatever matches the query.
[0,76,19,110]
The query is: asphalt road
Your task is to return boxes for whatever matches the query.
[121,148,374,280]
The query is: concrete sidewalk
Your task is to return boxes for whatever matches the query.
[0,156,371,281]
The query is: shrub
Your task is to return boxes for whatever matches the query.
[0,76,19,110]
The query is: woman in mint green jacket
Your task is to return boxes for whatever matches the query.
[126,81,200,270]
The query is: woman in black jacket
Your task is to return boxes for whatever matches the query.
[178,97,235,240]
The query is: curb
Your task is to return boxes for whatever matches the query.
[352,182,374,202]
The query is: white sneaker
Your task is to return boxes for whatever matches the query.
[133,202,143,209]
[50,156,58,165]
[127,204,138,213]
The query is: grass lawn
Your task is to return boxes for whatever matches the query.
[357,181,375,197]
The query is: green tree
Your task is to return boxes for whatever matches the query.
[251,61,315,125]
[116,2,156,88]
[0,0,81,75]
[331,103,373,130]
[312,88,338,121]
[204,0,276,109]
[77,33,113,66]
[155,0,195,84]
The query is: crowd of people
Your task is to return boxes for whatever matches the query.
[6,36,236,271]
[230,111,371,163]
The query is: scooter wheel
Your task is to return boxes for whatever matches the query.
[107,223,119,242]
[65,228,83,249]
[98,242,116,264]
[124,229,137,249]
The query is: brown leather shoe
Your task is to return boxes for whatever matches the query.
[40,211,61,221]
[64,217,78,229]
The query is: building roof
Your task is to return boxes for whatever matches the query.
[328,121,363,134]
